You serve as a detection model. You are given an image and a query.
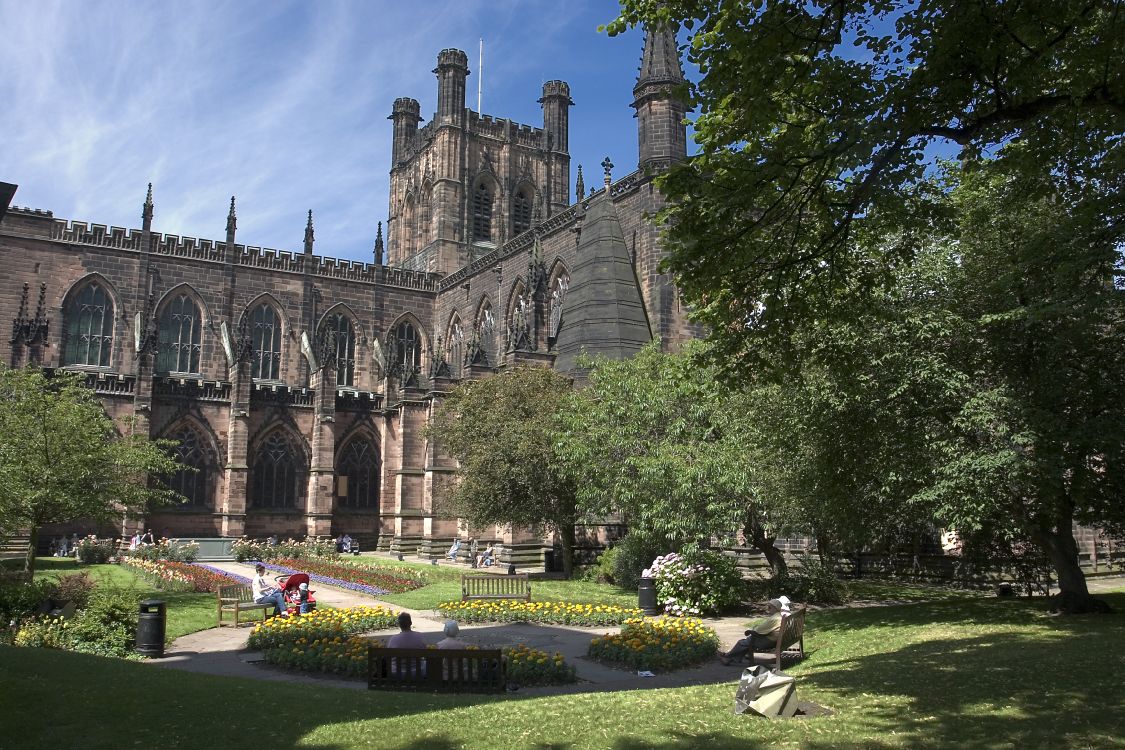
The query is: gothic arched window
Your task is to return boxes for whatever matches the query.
[549,273,570,339]
[250,430,306,509]
[319,313,357,387]
[63,283,114,367]
[157,293,202,374]
[419,189,433,247]
[447,319,464,378]
[336,438,380,509]
[395,321,420,374]
[472,182,493,243]
[165,424,213,509]
[249,304,282,380]
[513,189,532,236]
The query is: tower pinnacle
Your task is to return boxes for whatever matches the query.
[633,24,688,171]
[304,209,314,254]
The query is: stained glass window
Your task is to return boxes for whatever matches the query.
[250,430,305,509]
[319,313,357,387]
[157,293,202,374]
[63,283,113,367]
[336,438,380,509]
[165,424,212,508]
[249,304,282,380]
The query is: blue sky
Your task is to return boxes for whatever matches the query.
[0,0,668,263]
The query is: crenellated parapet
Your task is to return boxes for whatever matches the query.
[24,211,443,291]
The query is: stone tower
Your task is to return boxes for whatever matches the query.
[386,49,572,274]
[633,24,688,171]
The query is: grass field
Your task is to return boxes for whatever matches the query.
[349,557,641,610]
[2,589,1121,749]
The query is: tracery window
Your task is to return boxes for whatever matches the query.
[250,430,306,509]
[447,319,464,377]
[63,283,114,367]
[249,304,282,380]
[336,438,380,509]
[394,321,420,375]
[549,274,570,339]
[472,182,493,243]
[157,293,202,374]
[513,189,532,236]
[319,313,357,387]
[165,424,213,509]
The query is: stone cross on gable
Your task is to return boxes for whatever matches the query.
[601,156,614,187]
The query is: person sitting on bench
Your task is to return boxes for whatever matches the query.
[446,538,462,563]
[720,596,791,665]
[476,543,495,568]
[251,563,288,618]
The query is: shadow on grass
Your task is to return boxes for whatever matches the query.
[801,618,1125,748]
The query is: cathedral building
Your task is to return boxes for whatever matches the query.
[0,28,695,564]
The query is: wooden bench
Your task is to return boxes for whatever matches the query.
[216,584,274,627]
[367,646,506,693]
[461,573,531,601]
[769,606,807,671]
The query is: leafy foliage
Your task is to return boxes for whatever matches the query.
[428,367,579,576]
[0,367,184,575]
[647,550,744,616]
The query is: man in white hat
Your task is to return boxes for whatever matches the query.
[720,597,792,666]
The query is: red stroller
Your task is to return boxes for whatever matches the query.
[275,572,316,615]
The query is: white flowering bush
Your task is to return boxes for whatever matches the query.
[646,550,744,616]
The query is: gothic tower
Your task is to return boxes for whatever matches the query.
[633,25,688,171]
[386,49,570,275]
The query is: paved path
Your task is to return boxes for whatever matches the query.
[150,559,756,694]
[148,560,1125,695]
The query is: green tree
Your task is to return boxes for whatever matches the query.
[606,0,1124,373]
[917,159,1125,612]
[427,367,580,578]
[557,343,789,573]
[0,367,183,575]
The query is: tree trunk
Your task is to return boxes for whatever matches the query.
[744,515,787,576]
[1039,526,1111,613]
[23,526,39,577]
[559,522,577,580]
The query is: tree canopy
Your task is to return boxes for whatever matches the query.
[0,367,183,574]
[607,0,1124,374]
[427,367,580,577]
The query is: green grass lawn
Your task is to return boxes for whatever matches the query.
[355,558,640,610]
[14,557,220,641]
[2,591,1121,749]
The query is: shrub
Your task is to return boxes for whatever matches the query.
[582,546,620,584]
[588,617,720,672]
[765,554,849,605]
[74,536,116,564]
[232,536,338,562]
[131,539,199,563]
[51,572,96,609]
[0,579,56,625]
[437,599,642,626]
[647,549,745,616]
[66,587,142,657]
[613,534,669,591]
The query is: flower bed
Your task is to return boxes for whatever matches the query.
[505,644,576,685]
[250,605,394,679]
[437,599,642,626]
[247,605,398,651]
[263,559,425,597]
[588,617,720,672]
[120,558,246,593]
[232,536,337,562]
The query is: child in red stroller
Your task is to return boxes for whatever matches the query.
[275,572,316,615]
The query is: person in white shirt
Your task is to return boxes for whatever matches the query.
[251,564,287,617]
[436,620,468,649]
